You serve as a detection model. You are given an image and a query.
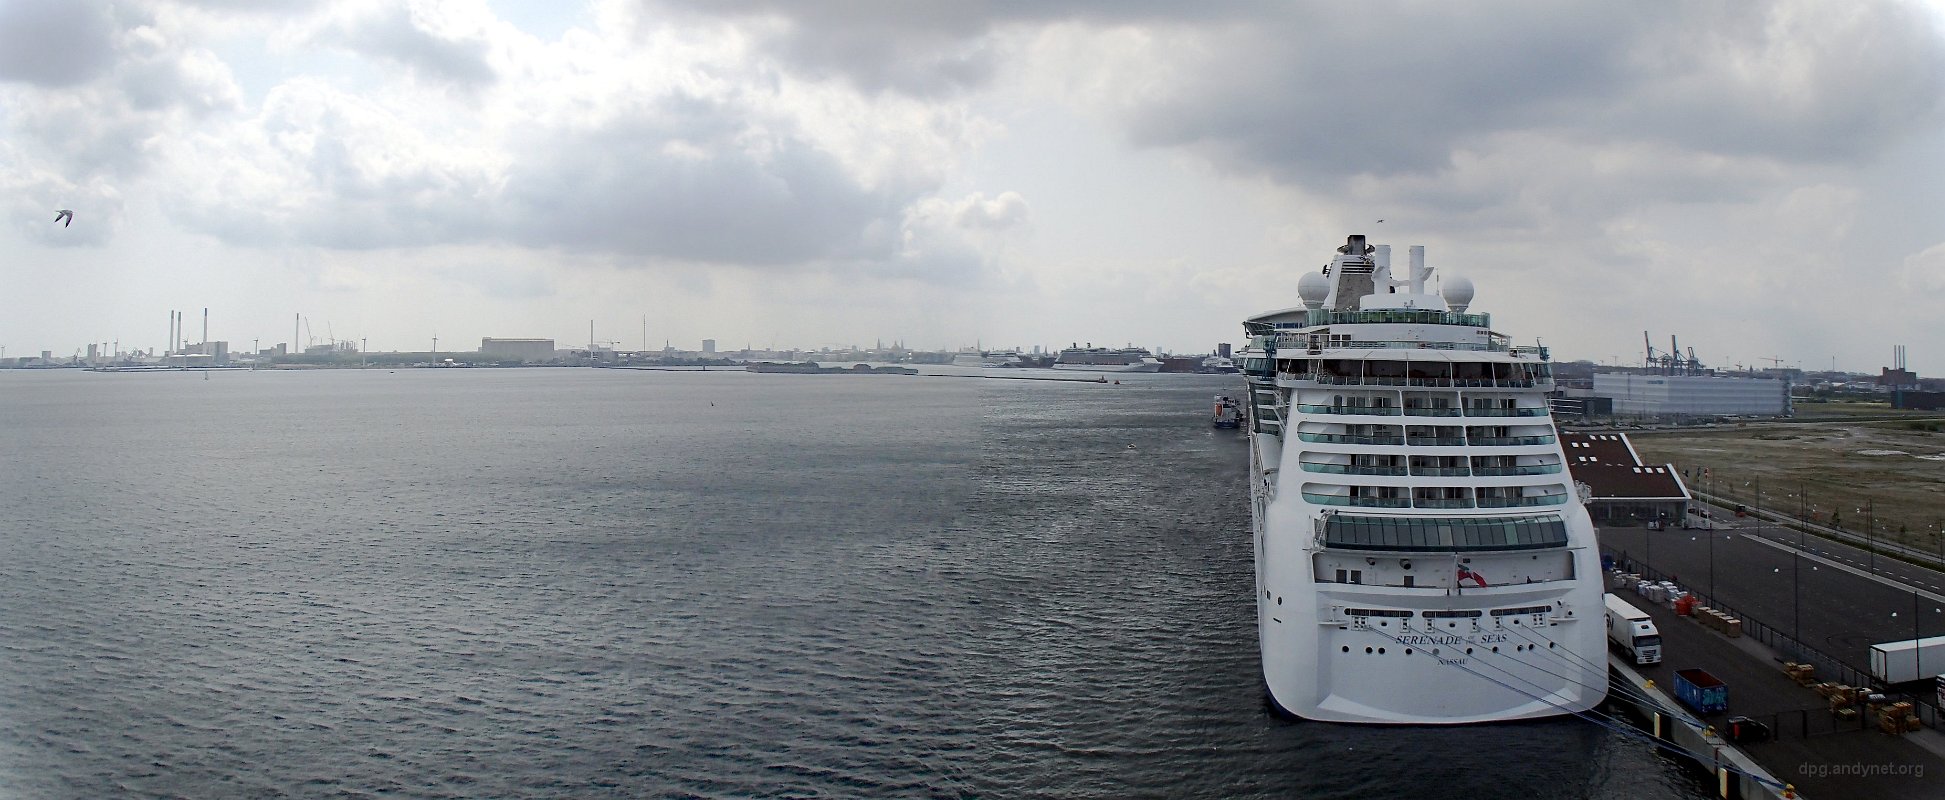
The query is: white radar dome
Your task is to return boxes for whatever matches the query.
[1442,275,1474,313]
[1297,271,1330,309]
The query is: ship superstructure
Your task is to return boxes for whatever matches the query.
[1240,235,1604,724]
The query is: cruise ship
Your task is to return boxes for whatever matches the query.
[1239,235,1604,724]
[1051,345,1163,372]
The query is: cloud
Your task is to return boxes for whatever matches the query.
[1899,241,1945,293]
[306,0,498,88]
[0,0,117,87]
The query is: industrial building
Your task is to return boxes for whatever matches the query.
[1590,372,1790,417]
[481,338,556,361]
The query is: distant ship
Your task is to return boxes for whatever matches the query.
[1051,345,1163,373]
[1240,234,1603,724]
[951,350,1028,368]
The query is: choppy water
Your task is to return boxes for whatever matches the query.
[0,368,1711,798]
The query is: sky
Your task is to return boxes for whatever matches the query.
[4,0,1945,373]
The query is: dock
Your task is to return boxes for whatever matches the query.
[1599,509,1945,799]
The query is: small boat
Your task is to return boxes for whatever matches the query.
[1213,395,1242,428]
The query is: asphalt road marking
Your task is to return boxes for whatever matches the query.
[1740,535,1945,604]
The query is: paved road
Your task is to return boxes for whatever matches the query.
[1600,508,1945,679]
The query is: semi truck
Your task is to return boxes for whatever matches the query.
[1869,634,1945,684]
[1605,592,1662,665]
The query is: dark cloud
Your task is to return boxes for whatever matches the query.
[1123,3,1945,183]
[0,0,117,87]
[312,3,496,87]
[644,0,1262,96]
[500,93,905,264]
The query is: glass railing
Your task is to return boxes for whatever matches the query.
[1402,407,1463,417]
[1462,407,1549,417]
[1410,467,1472,477]
[1407,436,1467,447]
[1414,498,1476,509]
[1470,464,1563,476]
[1278,374,1552,390]
[1295,309,1492,328]
[1301,463,1409,476]
[1297,433,1405,445]
[1468,435,1557,446]
[1294,404,1403,416]
[1476,495,1568,508]
[1303,493,1412,508]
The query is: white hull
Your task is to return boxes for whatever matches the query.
[1050,361,1162,373]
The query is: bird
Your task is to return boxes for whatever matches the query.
[1376,218,1384,223]
[54,209,73,227]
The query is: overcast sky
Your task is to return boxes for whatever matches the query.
[4,0,1944,372]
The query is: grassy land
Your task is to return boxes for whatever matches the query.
[1627,415,1945,556]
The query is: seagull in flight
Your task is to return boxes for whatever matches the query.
[54,209,73,227]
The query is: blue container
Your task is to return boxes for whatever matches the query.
[1674,668,1727,714]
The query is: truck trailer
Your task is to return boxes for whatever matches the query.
[1605,592,1662,665]
[1869,634,1945,684]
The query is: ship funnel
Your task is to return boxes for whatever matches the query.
[1338,234,1369,255]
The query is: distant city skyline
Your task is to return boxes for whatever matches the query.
[4,2,1944,375]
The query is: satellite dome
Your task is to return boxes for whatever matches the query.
[1442,275,1474,313]
[1297,271,1329,309]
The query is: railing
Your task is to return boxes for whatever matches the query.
[1297,433,1404,445]
[1277,309,1492,328]
[1462,407,1549,417]
[1470,464,1563,476]
[1410,467,1472,477]
[1476,495,1568,508]
[1402,407,1464,417]
[1294,404,1403,416]
[1407,436,1468,447]
[1300,463,1409,476]
[1277,373,1552,390]
[1468,435,1556,446]
[1303,492,1411,508]
[1414,498,1475,509]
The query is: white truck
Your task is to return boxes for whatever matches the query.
[1868,635,1945,684]
[1605,592,1662,665]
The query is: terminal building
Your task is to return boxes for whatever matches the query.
[481,338,556,361]
[1560,431,1691,526]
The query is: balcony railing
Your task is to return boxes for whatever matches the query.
[1303,492,1412,508]
[1468,435,1557,446]
[1462,407,1549,417]
[1410,467,1472,477]
[1476,495,1569,508]
[1471,464,1564,476]
[1277,373,1552,390]
[1407,436,1468,447]
[1298,433,1405,445]
[1294,404,1403,416]
[1414,498,1476,509]
[1301,463,1409,476]
[1402,407,1464,417]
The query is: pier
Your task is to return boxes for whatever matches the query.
[1599,497,1945,799]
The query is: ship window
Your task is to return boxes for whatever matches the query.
[1335,568,1347,583]
[1402,575,1414,588]
[1349,570,1363,584]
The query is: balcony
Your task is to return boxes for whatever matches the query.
[1402,407,1464,417]
[1298,433,1405,445]
[1410,466,1472,477]
[1303,492,1412,508]
[1294,404,1403,416]
[1407,436,1467,447]
[1476,495,1569,508]
[1467,435,1556,446]
[1471,464,1564,477]
[1301,463,1410,476]
[1462,407,1549,417]
[1413,498,1476,509]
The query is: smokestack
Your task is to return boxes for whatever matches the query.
[1408,246,1426,294]
[167,311,174,356]
[202,308,208,346]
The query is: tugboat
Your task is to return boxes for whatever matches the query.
[1213,395,1243,428]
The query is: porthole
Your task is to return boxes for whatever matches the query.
[1465,648,1474,655]
[1549,642,1557,649]
[1377,647,1386,655]
[1342,646,1350,653]
[1365,647,1374,654]
[1405,649,1413,655]
[1491,646,1499,653]
[1276,596,1282,605]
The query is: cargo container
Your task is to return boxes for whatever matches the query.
[1605,593,1661,665]
[1674,668,1727,714]
[1869,635,1945,684]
